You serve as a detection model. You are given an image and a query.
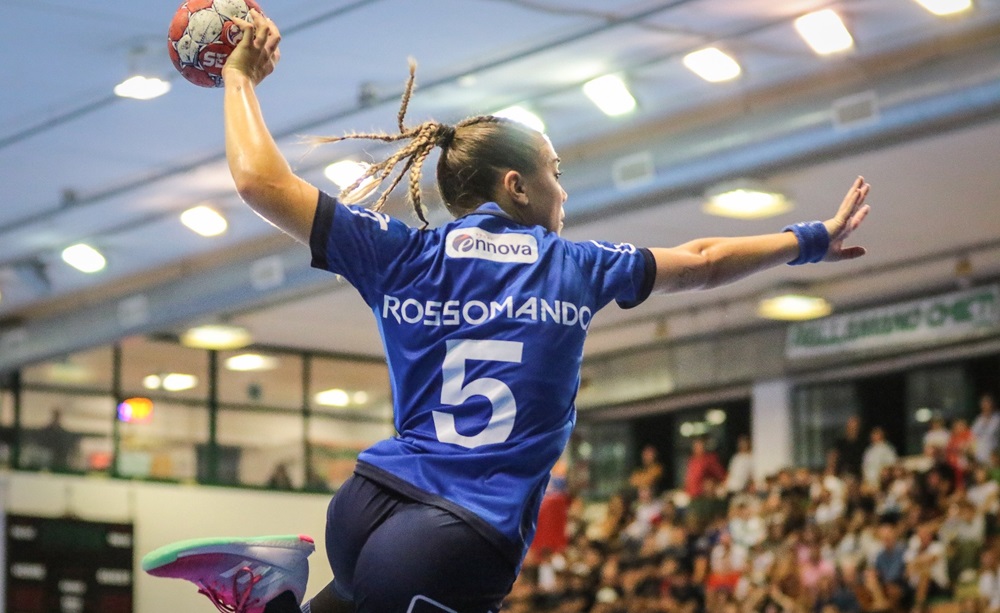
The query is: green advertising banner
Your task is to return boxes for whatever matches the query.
[787,284,1000,359]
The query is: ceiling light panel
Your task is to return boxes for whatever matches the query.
[61,244,107,273]
[795,10,854,55]
[683,47,742,83]
[494,106,546,133]
[912,0,973,15]
[181,205,228,237]
[583,75,637,116]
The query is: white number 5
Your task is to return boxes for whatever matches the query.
[432,339,523,449]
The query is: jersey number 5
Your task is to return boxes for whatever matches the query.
[432,339,523,449]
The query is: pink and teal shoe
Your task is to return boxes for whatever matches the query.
[142,534,315,613]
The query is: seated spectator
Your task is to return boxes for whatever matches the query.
[621,486,662,552]
[904,521,951,611]
[800,542,836,592]
[729,498,766,550]
[924,417,951,455]
[967,464,1000,519]
[978,549,1000,613]
[939,499,985,578]
[874,522,908,589]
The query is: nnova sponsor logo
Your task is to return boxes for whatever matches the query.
[445,228,538,263]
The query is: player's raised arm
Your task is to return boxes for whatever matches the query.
[221,11,318,245]
[650,176,871,294]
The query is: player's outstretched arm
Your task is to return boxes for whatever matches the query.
[221,10,318,245]
[649,176,871,294]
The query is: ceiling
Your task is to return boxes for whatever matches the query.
[2,0,1000,374]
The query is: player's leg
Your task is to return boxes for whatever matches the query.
[350,502,517,613]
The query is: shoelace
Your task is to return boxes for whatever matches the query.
[199,566,263,613]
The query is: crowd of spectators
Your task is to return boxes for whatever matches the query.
[504,393,1000,613]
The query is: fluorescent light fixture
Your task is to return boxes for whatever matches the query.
[180,324,252,350]
[757,293,832,321]
[315,388,350,407]
[62,243,106,273]
[225,353,279,372]
[683,47,742,83]
[324,160,372,190]
[162,373,198,392]
[795,10,854,55]
[114,75,171,100]
[494,105,546,133]
[703,182,792,219]
[181,205,228,237]
[912,0,972,15]
[143,373,198,392]
[582,74,637,116]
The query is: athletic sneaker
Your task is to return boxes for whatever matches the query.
[142,534,315,613]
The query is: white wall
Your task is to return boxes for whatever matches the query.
[2,470,333,613]
[751,379,794,481]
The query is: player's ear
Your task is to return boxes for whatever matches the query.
[501,170,528,207]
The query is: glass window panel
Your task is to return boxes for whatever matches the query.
[308,415,393,490]
[792,382,859,469]
[309,357,391,419]
[19,390,114,474]
[218,351,303,409]
[572,422,633,500]
[21,346,114,391]
[906,365,967,455]
[120,337,208,402]
[217,408,305,488]
[117,400,207,482]
[0,385,13,468]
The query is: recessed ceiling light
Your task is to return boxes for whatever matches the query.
[582,75,637,116]
[795,10,854,55]
[912,0,973,15]
[494,105,546,133]
[757,293,832,321]
[62,243,106,273]
[181,205,228,237]
[703,182,792,219]
[683,47,742,83]
[180,324,252,350]
[114,75,171,100]
[225,353,279,372]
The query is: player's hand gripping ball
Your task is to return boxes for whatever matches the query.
[167,0,264,88]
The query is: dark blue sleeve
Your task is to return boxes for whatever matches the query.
[566,239,655,310]
[309,190,417,306]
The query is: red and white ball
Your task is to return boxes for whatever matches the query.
[167,0,263,88]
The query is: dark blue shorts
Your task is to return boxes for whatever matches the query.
[326,474,517,613]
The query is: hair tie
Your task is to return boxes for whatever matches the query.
[438,124,456,147]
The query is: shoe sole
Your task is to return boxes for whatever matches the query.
[142,534,315,575]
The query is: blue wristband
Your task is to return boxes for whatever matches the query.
[782,221,830,265]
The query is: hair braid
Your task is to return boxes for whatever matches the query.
[309,60,455,229]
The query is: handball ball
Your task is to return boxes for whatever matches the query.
[167,0,264,88]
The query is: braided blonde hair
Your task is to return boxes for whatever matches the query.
[315,60,545,228]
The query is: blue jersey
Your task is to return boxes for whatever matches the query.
[310,192,654,566]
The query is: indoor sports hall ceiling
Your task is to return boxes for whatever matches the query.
[2,0,1000,373]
